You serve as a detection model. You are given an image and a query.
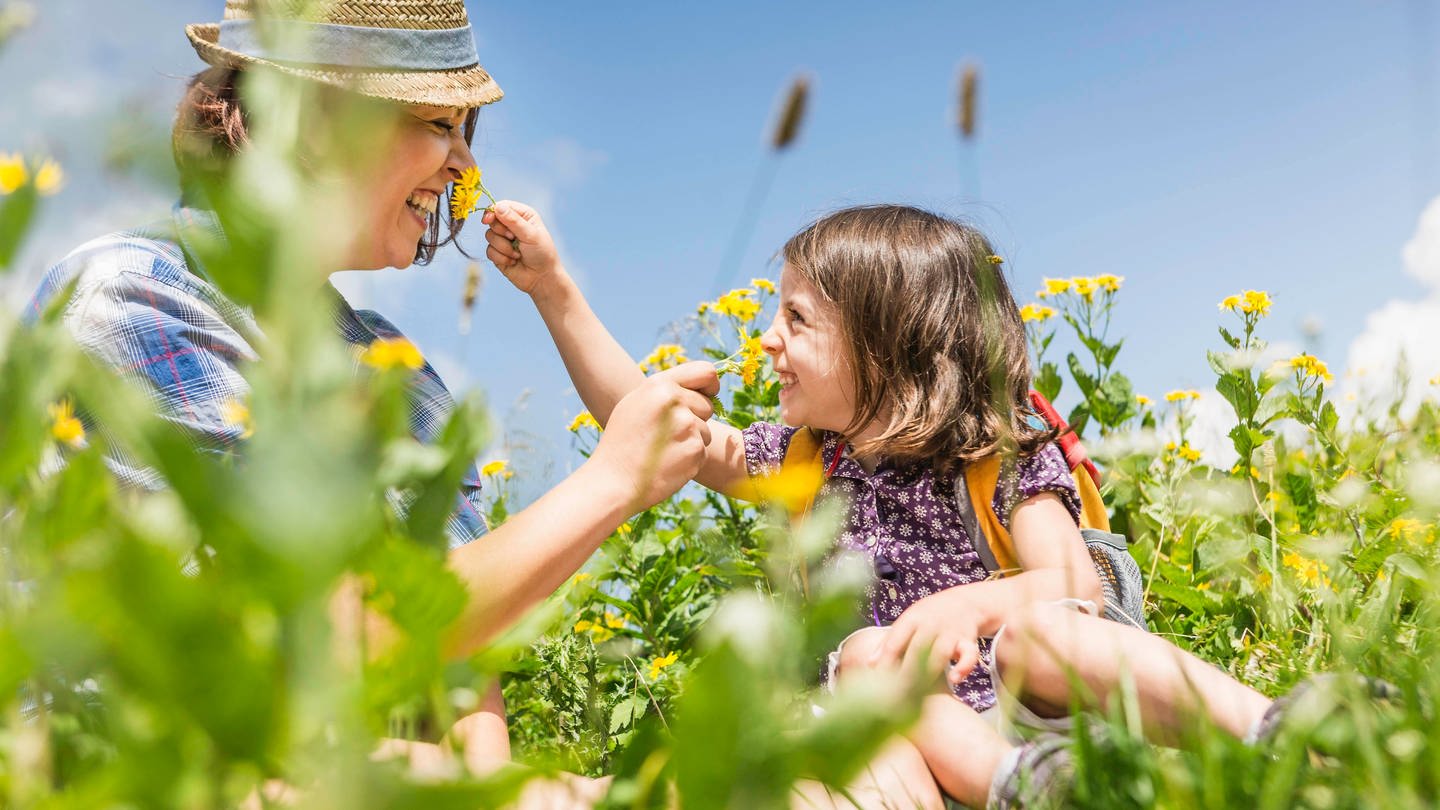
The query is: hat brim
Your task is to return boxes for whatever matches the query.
[185,23,503,108]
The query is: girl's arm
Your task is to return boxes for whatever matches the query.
[872,492,1102,682]
[481,202,749,497]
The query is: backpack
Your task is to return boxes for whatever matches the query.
[777,390,1149,630]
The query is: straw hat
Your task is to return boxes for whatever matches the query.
[185,0,503,108]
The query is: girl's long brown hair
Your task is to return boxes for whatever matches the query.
[171,67,478,266]
[782,205,1056,476]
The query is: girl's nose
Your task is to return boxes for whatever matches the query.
[759,319,782,356]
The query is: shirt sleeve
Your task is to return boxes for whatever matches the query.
[68,267,257,456]
[991,442,1082,532]
[741,421,801,478]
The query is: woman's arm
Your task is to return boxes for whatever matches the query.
[482,202,749,497]
[444,363,720,657]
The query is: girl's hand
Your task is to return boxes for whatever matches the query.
[871,588,985,687]
[482,201,562,296]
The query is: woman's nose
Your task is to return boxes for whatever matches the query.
[447,138,478,180]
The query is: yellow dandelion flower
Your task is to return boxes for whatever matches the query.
[1257,571,1272,589]
[751,277,776,294]
[481,459,514,480]
[1266,491,1281,503]
[1165,441,1178,452]
[221,398,255,440]
[1178,443,1201,463]
[568,410,601,432]
[1165,390,1189,402]
[1282,551,1304,570]
[986,254,1004,265]
[648,651,679,679]
[739,335,765,385]
[48,399,85,448]
[1136,394,1153,407]
[1196,582,1212,591]
[1219,294,1241,312]
[34,158,63,196]
[450,166,493,220]
[360,337,424,371]
[1095,273,1124,292]
[604,612,627,629]
[572,572,592,585]
[0,153,26,195]
[713,288,761,323]
[1019,303,1057,323]
[697,301,711,315]
[1070,276,1099,301]
[640,344,689,373]
[1037,278,1071,298]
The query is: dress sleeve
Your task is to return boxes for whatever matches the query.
[991,442,1082,532]
[741,421,801,478]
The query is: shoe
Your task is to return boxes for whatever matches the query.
[1247,673,1400,745]
[986,733,1074,810]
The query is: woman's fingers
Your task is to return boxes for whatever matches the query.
[483,227,520,259]
[490,200,542,243]
[650,361,721,398]
[485,244,514,269]
[871,620,916,669]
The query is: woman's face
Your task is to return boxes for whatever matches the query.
[349,104,475,271]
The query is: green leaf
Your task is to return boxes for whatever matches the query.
[0,183,39,270]
[1067,353,1098,398]
[1035,361,1063,402]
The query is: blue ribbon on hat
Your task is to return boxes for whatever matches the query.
[218,19,479,70]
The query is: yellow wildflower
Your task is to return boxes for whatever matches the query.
[48,399,85,448]
[751,277,776,294]
[749,460,825,514]
[449,166,495,220]
[568,410,601,432]
[1288,353,1334,384]
[986,255,1004,265]
[640,344,688,373]
[1095,273,1124,292]
[1165,389,1200,402]
[739,335,765,385]
[1196,582,1212,591]
[712,288,761,323]
[1266,491,1281,503]
[481,459,514,480]
[34,158,63,195]
[697,301,711,315]
[221,398,255,440]
[572,572,592,584]
[1037,278,1071,298]
[1135,394,1153,407]
[1019,303,1057,323]
[573,619,614,643]
[1387,518,1425,542]
[1241,290,1272,316]
[0,153,25,194]
[1281,551,1304,570]
[1070,276,1098,301]
[605,612,626,629]
[648,651,679,679]
[1218,294,1241,311]
[360,337,424,371]
[1257,571,1272,590]
[1177,443,1201,463]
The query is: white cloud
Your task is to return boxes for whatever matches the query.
[1342,196,1440,414]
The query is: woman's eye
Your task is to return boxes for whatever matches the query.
[427,119,456,134]
[787,307,804,325]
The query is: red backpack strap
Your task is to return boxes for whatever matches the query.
[1028,390,1101,488]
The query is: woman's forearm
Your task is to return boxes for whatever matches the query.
[529,270,645,426]
[444,458,633,658]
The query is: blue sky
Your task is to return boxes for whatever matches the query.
[4,1,1439,493]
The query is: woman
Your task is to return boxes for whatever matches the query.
[31,2,941,805]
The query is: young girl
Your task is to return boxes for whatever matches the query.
[482,202,1296,808]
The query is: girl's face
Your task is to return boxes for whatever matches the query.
[761,265,859,435]
[349,104,475,270]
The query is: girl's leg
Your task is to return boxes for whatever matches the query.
[836,627,1009,807]
[995,602,1271,744]
[791,737,944,810]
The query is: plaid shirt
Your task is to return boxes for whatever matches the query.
[26,205,487,549]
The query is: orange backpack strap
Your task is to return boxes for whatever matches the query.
[958,456,1022,577]
[1072,466,1111,532]
[760,426,825,516]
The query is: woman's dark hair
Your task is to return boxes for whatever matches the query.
[172,67,479,266]
[781,204,1057,476]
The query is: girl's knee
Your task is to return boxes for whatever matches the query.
[835,626,890,678]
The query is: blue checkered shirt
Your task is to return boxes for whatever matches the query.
[26,205,487,548]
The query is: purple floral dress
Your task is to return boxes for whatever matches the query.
[742,423,1082,713]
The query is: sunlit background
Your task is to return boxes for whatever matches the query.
[3,1,1438,498]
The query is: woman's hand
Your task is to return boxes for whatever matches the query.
[871,587,986,688]
[586,361,721,513]
[482,201,562,297]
